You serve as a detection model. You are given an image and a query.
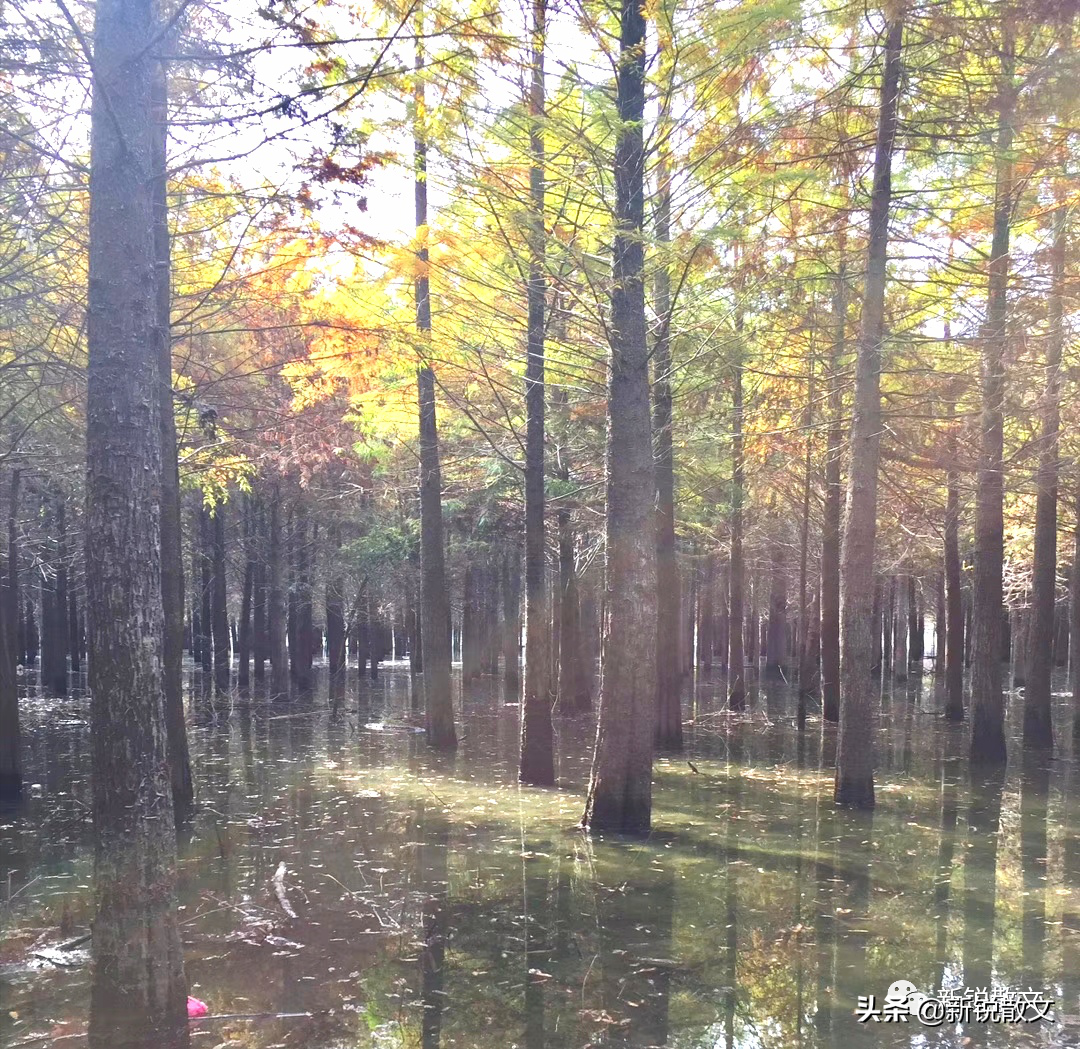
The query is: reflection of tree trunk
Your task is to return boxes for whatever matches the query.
[524,867,548,1049]
[933,732,961,990]
[1063,762,1080,1017]
[831,816,873,1049]
[814,774,836,1041]
[724,728,742,1049]
[1020,754,1050,989]
[962,769,1005,992]
[85,0,188,1038]
[596,855,675,1047]
[417,809,450,1049]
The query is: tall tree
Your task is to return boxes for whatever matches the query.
[582,0,656,833]
[84,0,189,1041]
[1024,198,1065,749]
[414,22,455,749]
[728,318,746,712]
[520,0,554,782]
[970,9,1015,765]
[151,59,191,812]
[820,255,846,723]
[653,86,681,748]
[835,12,904,809]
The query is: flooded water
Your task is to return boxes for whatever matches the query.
[2,664,1079,1048]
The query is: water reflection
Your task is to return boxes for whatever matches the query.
[2,665,1079,1049]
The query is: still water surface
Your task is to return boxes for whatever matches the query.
[2,664,1079,1048]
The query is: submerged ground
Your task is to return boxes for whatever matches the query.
[2,665,1079,1049]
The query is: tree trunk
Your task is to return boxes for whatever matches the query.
[211,505,229,690]
[969,13,1014,766]
[1024,196,1064,749]
[85,0,188,1037]
[908,575,923,663]
[268,496,288,697]
[414,33,455,748]
[520,0,553,782]
[583,0,656,833]
[237,498,254,688]
[728,341,746,711]
[326,527,345,677]
[501,550,521,701]
[821,258,846,723]
[198,504,212,674]
[0,471,20,799]
[653,131,681,746]
[944,389,964,720]
[252,503,267,681]
[835,14,903,809]
[151,60,191,812]
[766,529,787,675]
[296,510,314,689]
[1072,486,1080,741]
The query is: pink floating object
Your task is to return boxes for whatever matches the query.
[187,997,209,1019]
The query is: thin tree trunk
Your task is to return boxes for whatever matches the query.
[821,257,846,722]
[835,13,903,808]
[583,0,656,833]
[1024,195,1064,749]
[970,11,1014,766]
[86,0,188,1037]
[413,27,455,748]
[326,525,345,676]
[151,61,191,812]
[520,0,553,781]
[237,498,254,688]
[0,471,20,799]
[252,501,267,682]
[199,504,212,674]
[944,387,964,720]
[797,355,815,722]
[1072,485,1080,741]
[268,496,288,697]
[501,550,521,701]
[728,332,746,711]
[211,505,229,690]
[653,121,681,746]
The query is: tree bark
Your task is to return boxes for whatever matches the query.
[1024,197,1064,749]
[237,498,254,687]
[326,525,345,676]
[969,11,1014,765]
[944,388,964,720]
[414,28,455,748]
[86,0,188,1038]
[211,505,229,690]
[520,0,554,782]
[653,130,681,746]
[151,60,191,812]
[728,334,746,711]
[501,549,521,701]
[268,495,288,697]
[835,13,903,809]
[0,471,20,799]
[821,258,846,723]
[582,0,656,833]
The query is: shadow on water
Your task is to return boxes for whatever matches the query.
[3,661,1080,1047]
